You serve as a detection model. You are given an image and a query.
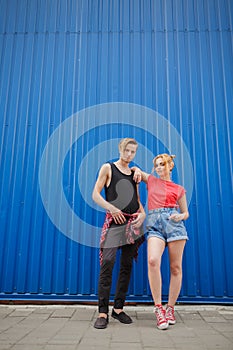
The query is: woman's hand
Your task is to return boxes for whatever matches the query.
[169,213,186,222]
[132,167,142,183]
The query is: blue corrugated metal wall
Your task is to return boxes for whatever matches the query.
[0,0,232,303]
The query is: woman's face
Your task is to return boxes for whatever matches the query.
[154,157,170,177]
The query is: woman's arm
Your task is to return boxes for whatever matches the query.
[178,194,189,220]
[131,166,150,184]
[169,194,189,222]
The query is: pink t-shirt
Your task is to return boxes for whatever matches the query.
[147,175,186,210]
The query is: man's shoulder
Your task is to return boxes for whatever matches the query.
[99,162,111,174]
[102,162,111,169]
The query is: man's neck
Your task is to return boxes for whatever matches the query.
[115,159,130,169]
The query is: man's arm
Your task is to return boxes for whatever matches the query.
[131,185,146,229]
[92,163,126,224]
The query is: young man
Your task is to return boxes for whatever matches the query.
[92,138,146,329]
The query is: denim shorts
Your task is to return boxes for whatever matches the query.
[146,208,188,243]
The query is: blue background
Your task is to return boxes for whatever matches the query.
[0,0,232,303]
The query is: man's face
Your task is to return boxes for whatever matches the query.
[120,143,137,163]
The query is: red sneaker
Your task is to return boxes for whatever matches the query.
[154,305,168,330]
[166,305,176,325]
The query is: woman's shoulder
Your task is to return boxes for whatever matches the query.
[172,181,185,189]
[148,174,158,183]
[170,181,186,194]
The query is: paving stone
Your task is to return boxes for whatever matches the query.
[44,345,77,350]
[0,308,14,317]
[10,345,45,350]
[50,308,76,318]
[8,309,34,317]
[71,308,95,321]
[210,322,233,332]
[0,341,14,349]
[202,334,233,348]
[136,312,155,320]
[174,345,208,350]
[79,336,111,347]
[179,311,203,320]
[77,346,109,350]
[32,308,54,315]
[110,343,142,349]
[221,314,233,320]
[202,316,228,323]
[0,317,25,332]
[111,326,141,342]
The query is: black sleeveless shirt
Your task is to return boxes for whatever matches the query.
[105,163,139,215]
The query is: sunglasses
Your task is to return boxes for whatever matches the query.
[154,161,166,168]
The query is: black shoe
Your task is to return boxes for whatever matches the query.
[111,308,133,324]
[94,314,109,329]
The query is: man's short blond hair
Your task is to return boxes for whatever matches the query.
[118,138,138,152]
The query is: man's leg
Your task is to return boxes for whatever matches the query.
[114,243,137,311]
[98,246,118,315]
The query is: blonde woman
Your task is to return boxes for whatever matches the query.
[133,154,189,330]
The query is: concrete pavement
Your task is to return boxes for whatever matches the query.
[0,304,233,350]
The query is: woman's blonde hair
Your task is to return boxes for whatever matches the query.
[153,153,176,172]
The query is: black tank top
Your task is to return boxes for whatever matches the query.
[105,163,139,214]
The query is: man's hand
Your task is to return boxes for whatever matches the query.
[131,212,146,229]
[110,208,126,224]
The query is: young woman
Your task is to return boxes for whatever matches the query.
[134,153,189,330]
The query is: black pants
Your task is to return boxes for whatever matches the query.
[98,243,137,314]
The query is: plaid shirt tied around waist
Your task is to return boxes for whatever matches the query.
[99,211,145,265]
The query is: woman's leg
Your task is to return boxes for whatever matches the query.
[148,237,168,329]
[167,239,186,306]
[147,237,165,305]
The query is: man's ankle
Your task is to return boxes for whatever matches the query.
[113,308,123,314]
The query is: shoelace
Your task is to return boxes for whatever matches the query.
[166,306,174,318]
[154,306,166,323]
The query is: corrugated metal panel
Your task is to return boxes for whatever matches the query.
[0,0,232,302]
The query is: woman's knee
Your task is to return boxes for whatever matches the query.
[170,264,182,276]
[148,255,161,269]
